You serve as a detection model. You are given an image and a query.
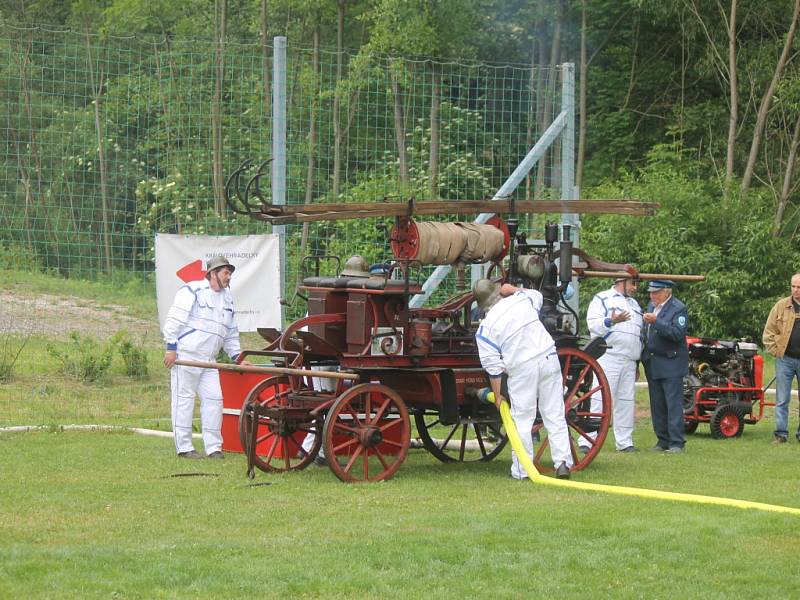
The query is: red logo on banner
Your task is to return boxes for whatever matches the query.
[176,259,206,283]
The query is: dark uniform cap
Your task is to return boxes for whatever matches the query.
[646,279,674,292]
[206,256,235,274]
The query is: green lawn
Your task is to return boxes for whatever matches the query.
[2,271,799,597]
[2,419,799,599]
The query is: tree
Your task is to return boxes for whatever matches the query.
[740,0,800,193]
[211,0,227,216]
[359,0,478,194]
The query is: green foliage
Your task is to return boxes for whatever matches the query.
[47,331,115,383]
[0,243,41,272]
[406,102,494,200]
[582,146,800,340]
[111,330,149,379]
[0,334,29,383]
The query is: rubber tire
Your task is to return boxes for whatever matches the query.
[710,405,744,439]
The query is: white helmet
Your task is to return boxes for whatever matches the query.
[473,279,501,311]
[206,256,235,278]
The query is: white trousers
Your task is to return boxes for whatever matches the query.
[508,353,572,479]
[170,362,223,455]
[588,353,637,450]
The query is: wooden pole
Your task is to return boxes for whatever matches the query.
[174,359,359,381]
[579,270,705,282]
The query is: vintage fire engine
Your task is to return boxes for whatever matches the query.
[193,163,681,482]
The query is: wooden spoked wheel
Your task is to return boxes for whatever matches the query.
[322,383,410,482]
[414,408,507,463]
[239,376,322,473]
[531,347,611,473]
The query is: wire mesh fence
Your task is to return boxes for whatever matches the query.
[0,25,565,287]
[0,25,568,425]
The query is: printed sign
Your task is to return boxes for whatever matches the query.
[155,233,281,332]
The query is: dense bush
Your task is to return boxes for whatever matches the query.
[112,331,150,379]
[581,148,800,341]
[47,332,115,383]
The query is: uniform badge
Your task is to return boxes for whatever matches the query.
[678,315,687,327]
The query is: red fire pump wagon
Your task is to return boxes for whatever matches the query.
[198,171,682,482]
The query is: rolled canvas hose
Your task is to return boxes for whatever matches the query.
[413,221,505,265]
[494,394,800,516]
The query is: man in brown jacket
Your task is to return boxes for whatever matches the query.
[762,273,800,444]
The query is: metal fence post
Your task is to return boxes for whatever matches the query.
[272,36,287,327]
[560,62,580,317]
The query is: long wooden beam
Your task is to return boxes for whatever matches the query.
[174,359,359,380]
[579,270,705,282]
[248,199,658,224]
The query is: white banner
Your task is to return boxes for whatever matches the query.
[155,234,281,333]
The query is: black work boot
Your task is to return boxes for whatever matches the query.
[178,450,203,459]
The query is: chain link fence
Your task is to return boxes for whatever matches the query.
[1,25,565,283]
[0,25,568,425]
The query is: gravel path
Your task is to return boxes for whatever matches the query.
[0,291,160,344]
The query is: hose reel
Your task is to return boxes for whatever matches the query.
[390,216,509,266]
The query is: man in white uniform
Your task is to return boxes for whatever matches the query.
[473,279,572,479]
[584,276,643,452]
[163,256,243,459]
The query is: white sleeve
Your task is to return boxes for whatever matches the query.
[586,294,610,339]
[476,325,505,377]
[223,307,242,361]
[162,286,196,348]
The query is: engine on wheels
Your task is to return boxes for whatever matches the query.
[682,337,766,438]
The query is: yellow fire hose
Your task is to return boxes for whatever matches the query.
[496,397,800,516]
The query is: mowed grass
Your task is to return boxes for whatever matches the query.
[2,270,799,597]
[2,418,800,599]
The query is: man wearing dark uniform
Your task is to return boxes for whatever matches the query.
[641,280,689,453]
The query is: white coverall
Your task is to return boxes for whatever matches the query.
[163,280,242,454]
[585,285,643,450]
[475,289,572,479]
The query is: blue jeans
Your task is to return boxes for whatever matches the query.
[774,355,800,439]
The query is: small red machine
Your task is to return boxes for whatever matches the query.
[682,337,773,438]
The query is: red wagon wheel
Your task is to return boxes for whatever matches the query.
[414,408,507,463]
[322,383,410,482]
[531,346,611,473]
[239,376,322,473]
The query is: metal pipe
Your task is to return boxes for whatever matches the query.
[272,36,287,327]
[560,63,580,314]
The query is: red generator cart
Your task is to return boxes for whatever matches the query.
[682,336,773,438]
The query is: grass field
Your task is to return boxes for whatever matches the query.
[2,271,800,598]
[2,422,800,599]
